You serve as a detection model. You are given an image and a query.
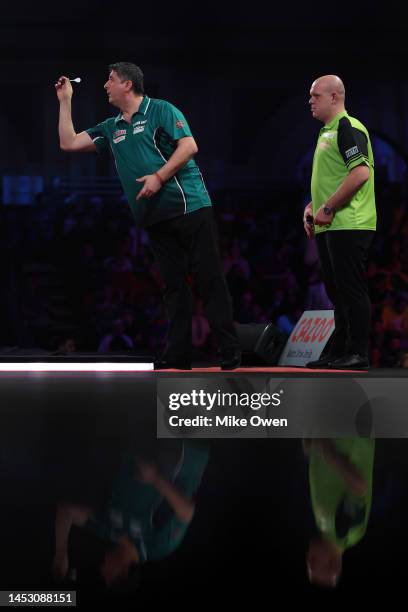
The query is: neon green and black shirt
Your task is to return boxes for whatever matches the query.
[311,111,376,234]
[86,96,212,227]
[309,438,375,551]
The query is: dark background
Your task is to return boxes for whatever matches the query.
[0,5,407,604]
[2,2,408,183]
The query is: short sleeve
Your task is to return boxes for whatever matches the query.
[148,514,190,559]
[337,117,370,172]
[160,102,193,140]
[86,121,110,153]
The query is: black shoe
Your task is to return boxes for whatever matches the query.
[154,359,191,370]
[306,354,340,368]
[220,349,242,370]
[329,353,369,370]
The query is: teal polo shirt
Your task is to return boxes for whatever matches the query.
[86,96,212,227]
[86,443,209,562]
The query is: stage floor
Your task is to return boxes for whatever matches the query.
[0,357,404,377]
[0,347,405,376]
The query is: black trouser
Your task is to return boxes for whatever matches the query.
[316,230,374,357]
[147,207,239,361]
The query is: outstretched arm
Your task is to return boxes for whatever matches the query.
[55,76,96,153]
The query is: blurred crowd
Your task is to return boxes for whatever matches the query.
[0,173,407,367]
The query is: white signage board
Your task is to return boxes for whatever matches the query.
[278,310,335,367]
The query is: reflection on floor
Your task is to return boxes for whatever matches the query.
[0,373,407,605]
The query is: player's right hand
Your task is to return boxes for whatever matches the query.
[303,202,315,240]
[55,76,73,101]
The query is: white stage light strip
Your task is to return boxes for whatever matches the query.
[0,363,154,372]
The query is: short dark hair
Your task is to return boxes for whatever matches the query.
[108,62,144,95]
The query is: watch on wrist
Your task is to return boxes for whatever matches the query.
[323,205,334,216]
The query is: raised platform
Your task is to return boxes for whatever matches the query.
[0,349,404,376]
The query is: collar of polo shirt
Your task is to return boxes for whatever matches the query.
[323,109,348,131]
[114,95,151,123]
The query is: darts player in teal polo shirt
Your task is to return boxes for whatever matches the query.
[55,62,240,369]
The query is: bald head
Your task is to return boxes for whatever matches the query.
[314,75,345,98]
[309,75,346,124]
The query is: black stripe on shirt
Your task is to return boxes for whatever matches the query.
[338,116,369,168]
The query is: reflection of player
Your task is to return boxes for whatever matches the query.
[53,442,209,590]
[304,438,375,588]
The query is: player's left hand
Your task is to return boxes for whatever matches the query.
[136,174,162,200]
[314,206,334,226]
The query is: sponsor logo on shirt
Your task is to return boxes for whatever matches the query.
[133,119,147,134]
[175,120,184,129]
[319,142,330,150]
[345,145,359,159]
[113,135,126,144]
[322,131,335,139]
[113,129,126,138]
